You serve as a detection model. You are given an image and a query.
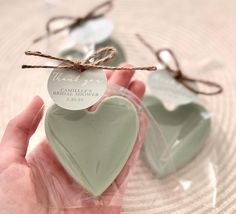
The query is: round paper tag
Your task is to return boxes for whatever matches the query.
[69,17,113,45]
[148,69,197,106]
[47,67,107,110]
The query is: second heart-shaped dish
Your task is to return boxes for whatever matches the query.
[143,95,211,178]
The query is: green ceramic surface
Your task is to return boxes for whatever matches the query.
[45,96,139,196]
[143,95,211,177]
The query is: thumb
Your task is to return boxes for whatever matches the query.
[0,96,44,164]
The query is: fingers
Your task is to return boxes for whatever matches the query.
[108,63,135,88]
[115,113,147,189]
[106,63,146,100]
[0,96,44,160]
[105,69,113,79]
[107,63,147,189]
[128,80,145,99]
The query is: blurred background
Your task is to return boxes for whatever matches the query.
[0,0,236,213]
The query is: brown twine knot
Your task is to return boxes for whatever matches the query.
[33,0,113,43]
[136,34,223,95]
[22,47,157,72]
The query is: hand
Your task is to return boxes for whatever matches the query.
[0,64,147,214]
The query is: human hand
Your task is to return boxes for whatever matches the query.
[0,64,147,214]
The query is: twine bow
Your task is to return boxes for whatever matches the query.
[136,34,223,95]
[33,0,113,43]
[22,47,157,72]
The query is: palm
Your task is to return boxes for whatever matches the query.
[27,116,145,211]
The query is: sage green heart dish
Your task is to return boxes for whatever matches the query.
[143,95,211,178]
[45,96,139,196]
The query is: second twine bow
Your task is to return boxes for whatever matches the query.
[136,34,223,95]
[33,0,113,43]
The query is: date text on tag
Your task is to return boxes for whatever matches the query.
[148,69,197,106]
[47,67,107,110]
[70,17,113,45]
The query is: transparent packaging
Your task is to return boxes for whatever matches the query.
[140,82,221,211]
[27,83,177,209]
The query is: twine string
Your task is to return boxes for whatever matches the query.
[22,47,157,72]
[136,33,223,95]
